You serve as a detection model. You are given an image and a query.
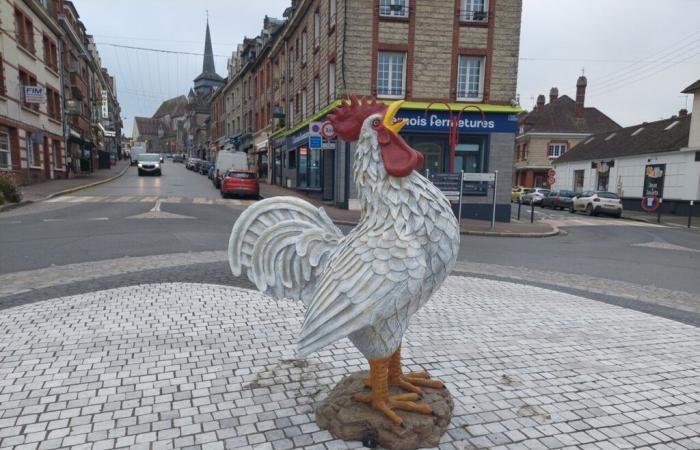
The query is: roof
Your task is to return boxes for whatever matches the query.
[134,117,161,137]
[681,78,700,94]
[520,95,621,134]
[153,96,189,118]
[556,114,691,163]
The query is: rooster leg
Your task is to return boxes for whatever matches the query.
[352,357,432,425]
[388,346,445,394]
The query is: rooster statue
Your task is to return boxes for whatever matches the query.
[229,97,460,425]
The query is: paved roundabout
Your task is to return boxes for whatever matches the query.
[1,277,699,450]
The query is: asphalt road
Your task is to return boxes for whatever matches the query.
[1,161,699,297]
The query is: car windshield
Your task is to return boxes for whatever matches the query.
[559,191,574,197]
[227,171,255,179]
[138,154,160,162]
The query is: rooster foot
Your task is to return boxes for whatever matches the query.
[392,373,445,394]
[353,392,432,425]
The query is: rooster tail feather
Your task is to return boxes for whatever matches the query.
[228,197,344,304]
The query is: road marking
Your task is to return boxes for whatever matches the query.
[193,197,213,204]
[42,218,64,222]
[67,196,93,203]
[140,196,157,202]
[112,196,134,203]
[633,241,700,253]
[164,196,182,203]
[150,199,162,212]
[1,220,22,224]
[88,217,109,221]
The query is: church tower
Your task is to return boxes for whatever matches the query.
[193,19,224,96]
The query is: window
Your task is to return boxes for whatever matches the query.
[377,52,406,98]
[301,89,307,119]
[52,140,61,169]
[548,143,567,158]
[462,0,488,22]
[314,10,321,48]
[14,8,35,53]
[457,56,485,101]
[18,69,39,111]
[328,62,336,101]
[329,0,337,28]
[379,0,408,18]
[301,31,308,64]
[26,134,41,167]
[0,130,11,170]
[597,171,609,191]
[313,77,320,113]
[42,35,58,71]
[46,87,61,121]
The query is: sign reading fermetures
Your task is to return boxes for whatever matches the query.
[643,164,665,198]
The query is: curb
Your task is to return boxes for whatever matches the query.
[460,226,560,237]
[46,163,130,199]
[0,200,34,212]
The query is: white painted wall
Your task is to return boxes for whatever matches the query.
[553,151,700,201]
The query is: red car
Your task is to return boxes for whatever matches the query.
[220,170,259,199]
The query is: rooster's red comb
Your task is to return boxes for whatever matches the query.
[327,96,387,142]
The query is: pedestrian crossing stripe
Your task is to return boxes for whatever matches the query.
[45,195,255,207]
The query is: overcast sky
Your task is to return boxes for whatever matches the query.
[72,0,700,135]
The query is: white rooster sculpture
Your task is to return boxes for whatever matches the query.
[229,98,460,425]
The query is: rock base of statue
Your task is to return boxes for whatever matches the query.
[316,371,454,450]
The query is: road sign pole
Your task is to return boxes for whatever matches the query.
[689,200,694,228]
[657,198,663,224]
[458,170,464,227]
[530,199,535,223]
[491,170,498,229]
[517,198,522,220]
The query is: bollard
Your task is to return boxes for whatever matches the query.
[530,200,535,223]
[689,200,694,228]
[657,199,663,224]
[517,199,522,221]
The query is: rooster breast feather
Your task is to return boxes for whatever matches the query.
[228,197,344,304]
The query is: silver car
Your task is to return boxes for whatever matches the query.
[137,153,162,176]
[520,188,550,205]
[570,191,622,217]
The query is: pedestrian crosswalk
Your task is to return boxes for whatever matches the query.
[45,195,257,207]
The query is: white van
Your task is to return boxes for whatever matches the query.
[213,151,248,188]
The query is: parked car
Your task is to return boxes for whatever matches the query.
[173,154,184,163]
[511,187,530,203]
[570,191,623,217]
[207,164,215,180]
[213,151,248,189]
[199,161,213,175]
[544,190,576,210]
[520,188,550,205]
[159,154,164,163]
[220,169,259,199]
[186,158,200,170]
[136,153,162,176]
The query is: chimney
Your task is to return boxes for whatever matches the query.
[679,108,688,118]
[536,94,545,110]
[549,87,559,103]
[576,76,587,117]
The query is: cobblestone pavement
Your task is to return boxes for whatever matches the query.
[1,279,700,450]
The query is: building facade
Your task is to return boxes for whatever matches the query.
[513,77,620,189]
[0,0,65,184]
[553,79,700,216]
[219,0,523,221]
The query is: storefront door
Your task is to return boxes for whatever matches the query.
[407,134,447,173]
[297,146,322,190]
[453,136,486,174]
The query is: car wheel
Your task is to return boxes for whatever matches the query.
[138,169,143,176]
[569,205,576,214]
[586,204,595,216]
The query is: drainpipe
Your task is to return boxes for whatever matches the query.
[58,37,69,178]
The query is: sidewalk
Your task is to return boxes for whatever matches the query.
[260,183,558,237]
[6,160,130,207]
[623,209,699,230]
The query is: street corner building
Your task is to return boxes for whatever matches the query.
[552,78,700,217]
[0,0,122,186]
[211,0,524,222]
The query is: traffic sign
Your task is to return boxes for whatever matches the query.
[308,135,322,149]
[309,122,322,136]
[547,176,556,185]
[547,168,556,178]
[462,172,496,182]
[320,121,336,139]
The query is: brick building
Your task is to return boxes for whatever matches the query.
[0,0,65,184]
[216,0,524,221]
[513,76,620,189]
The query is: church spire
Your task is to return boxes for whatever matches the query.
[203,18,216,74]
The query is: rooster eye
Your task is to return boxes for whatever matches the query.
[371,119,381,128]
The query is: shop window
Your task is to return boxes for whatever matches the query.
[548,143,567,158]
[313,10,320,48]
[298,146,321,189]
[287,150,296,169]
[461,0,488,22]
[457,56,485,101]
[43,35,58,71]
[408,134,445,173]
[573,170,584,193]
[0,130,11,170]
[26,134,41,167]
[301,89,307,119]
[377,52,406,98]
[301,31,308,64]
[379,0,408,18]
[455,136,488,195]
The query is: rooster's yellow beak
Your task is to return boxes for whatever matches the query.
[383,100,407,134]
